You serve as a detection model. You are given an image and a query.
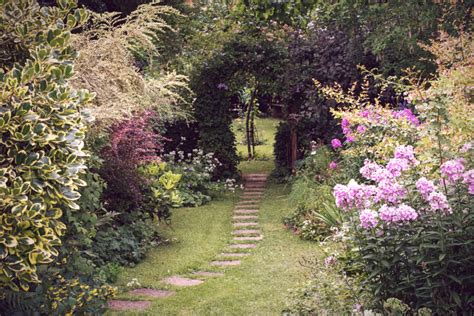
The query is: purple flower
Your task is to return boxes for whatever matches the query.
[462,170,474,194]
[376,180,407,204]
[217,83,228,90]
[379,204,418,223]
[416,177,436,199]
[393,108,420,126]
[329,161,338,170]
[386,158,410,177]
[427,191,452,214]
[356,125,366,134]
[359,209,378,229]
[360,160,393,183]
[440,159,465,182]
[331,138,342,149]
[394,145,417,164]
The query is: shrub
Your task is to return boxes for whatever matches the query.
[0,0,91,292]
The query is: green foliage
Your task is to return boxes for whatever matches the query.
[0,0,92,292]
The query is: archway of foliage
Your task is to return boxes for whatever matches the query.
[192,32,286,178]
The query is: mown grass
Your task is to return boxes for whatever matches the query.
[232,117,280,174]
[110,182,317,315]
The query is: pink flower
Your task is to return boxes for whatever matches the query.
[416,177,436,199]
[440,159,465,182]
[329,161,338,169]
[379,204,418,223]
[356,125,366,134]
[376,180,407,204]
[331,138,342,149]
[394,145,418,164]
[427,191,452,214]
[386,158,410,177]
[359,209,378,229]
[462,170,474,194]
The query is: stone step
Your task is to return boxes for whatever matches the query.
[233,215,258,221]
[219,252,250,257]
[234,209,259,214]
[233,222,259,227]
[211,260,241,266]
[108,300,151,311]
[129,288,175,298]
[230,243,257,249]
[234,236,263,241]
[162,276,204,286]
[192,271,224,277]
[232,229,261,235]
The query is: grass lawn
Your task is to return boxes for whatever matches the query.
[232,117,280,174]
[110,182,317,315]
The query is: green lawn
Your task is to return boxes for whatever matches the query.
[110,182,317,315]
[232,117,281,174]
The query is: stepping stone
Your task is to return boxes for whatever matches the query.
[232,229,260,235]
[233,222,259,227]
[211,260,241,266]
[108,300,151,311]
[162,276,204,286]
[233,215,258,221]
[230,243,257,249]
[219,252,250,257]
[234,236,263,241]
[129,288,175,298]
[234,209,259,214]
[192,271,224,277]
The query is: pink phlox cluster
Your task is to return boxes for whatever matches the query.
[379,204,418,223]
[392,108,420,126]
[376,180,407,204]
[427,191,452,214]
[360,160,393,183]
[440,159,465,183]
[387,158,410,177]
[331,138,342,149]
[462,170,474,194]
[333,180,377,211]
[416,177,436,199]
[359,209,378,229]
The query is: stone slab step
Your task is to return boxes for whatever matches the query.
[192,271,224,277]
[230,243,257,249]
[108,300,151,311]
[232,229,261,235]
[233,215,258,221]
[234,209,259,214]
[233,222,259,227]
[129,288,175,298]
[162,276,204,286]
[219,252,250,257]
[234,236,263,241]
[211,260,241,266]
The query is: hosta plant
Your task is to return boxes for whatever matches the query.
[0,0,91,292]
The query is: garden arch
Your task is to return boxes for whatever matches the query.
[191,35,286,178]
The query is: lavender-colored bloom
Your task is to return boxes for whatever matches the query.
[440,159,465,182]
[416,177,436,199]
[379,204,418,223]
[331,138,342,149]
[359,209,378,229]
[386,158,410,177]
[393,108,420,126]
[217,83,228,90]
[427,191,452,214]
[394,145,417,164]
[329,161,338,169]
[356,125,366,134]
[376,180,407,204]
[463,170,474,194]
